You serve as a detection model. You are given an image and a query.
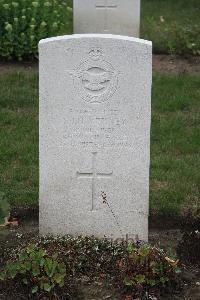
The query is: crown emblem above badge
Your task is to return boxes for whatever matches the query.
[89,48,103,61]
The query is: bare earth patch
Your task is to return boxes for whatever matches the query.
[153,55,200,75]
[0,60,38,75]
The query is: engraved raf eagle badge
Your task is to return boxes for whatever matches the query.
[69,48,118,104]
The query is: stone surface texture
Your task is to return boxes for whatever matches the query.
[39,34,152,241]
[74,0,140,37]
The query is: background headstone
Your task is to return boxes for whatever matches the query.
[39,34,152,241]
[74,0,141,37]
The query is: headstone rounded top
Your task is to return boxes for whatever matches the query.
[39,34,152,47]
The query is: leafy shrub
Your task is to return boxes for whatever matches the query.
[0,0,72,60]
[117,243,181,298]
[0,244,68,298]
[141,18,200,56]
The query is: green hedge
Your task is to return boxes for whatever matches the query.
[0,0,199,60]
[0,0,72,60]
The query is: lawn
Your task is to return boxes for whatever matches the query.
[0,71,39,208]
[0,70,199,216]
[151,74,200,215]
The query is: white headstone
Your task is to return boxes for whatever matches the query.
[74,0,140,37]
[39,34,152,241]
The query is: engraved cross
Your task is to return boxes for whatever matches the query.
[95,0,118,31]
[77,152,113,211]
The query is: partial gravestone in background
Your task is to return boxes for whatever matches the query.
[39,34,152,241]
[74,0,140,37]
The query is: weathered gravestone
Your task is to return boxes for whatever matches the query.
[39,34,152,241]
[74,0,140,37]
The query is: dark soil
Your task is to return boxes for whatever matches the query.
[153,55,200,75]
[0,55,199,75]
[0,59,38,75]
[0,220,200,300]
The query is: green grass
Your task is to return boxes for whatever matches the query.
[151,74,200,215]
[143,0,200,26]
[0,71,38,208]
[0,71,200,215]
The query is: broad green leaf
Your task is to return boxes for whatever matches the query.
[58,262,66,275]
[127,243,136,254]
[0,271,6,281]
[32,267,40,276]
[160,276,169,284]
[123,277,134,286]
[40,257,45,267]
[43,283,52,292]
[139,245,150,257]
[53,273,62,284]
[31,285,38,294]
[175,267,181,274]
[134,274,146,284]
[147,278,156,287]
[24,261,31,271]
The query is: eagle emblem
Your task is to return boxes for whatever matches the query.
[70,48,118,104]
